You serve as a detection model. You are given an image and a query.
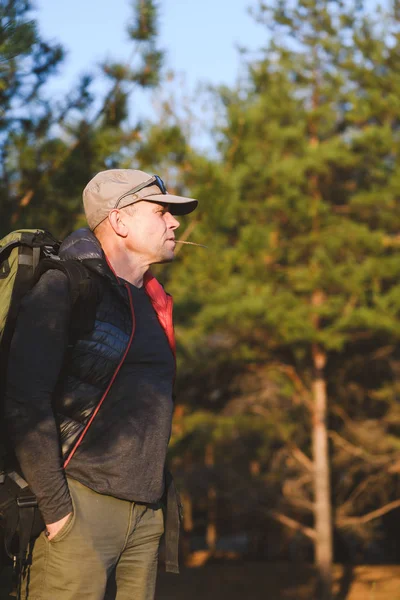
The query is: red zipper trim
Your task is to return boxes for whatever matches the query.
[63,282,135,469]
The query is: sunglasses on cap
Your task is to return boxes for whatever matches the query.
[114,175,167,209]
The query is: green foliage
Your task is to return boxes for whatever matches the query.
[167,0,400,362]
[3,0,400,561]
[158,0,400,557]
[126,0,164,88]
[128,0,159,42]
[0,0,165,238]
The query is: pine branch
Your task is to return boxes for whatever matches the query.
[289,444,314,472]
[337,499,400,527]
[266,363,313,410]
[336,472,388,520]
[282,475,314,513]
[267,510,316,540]
[329,430,389,465]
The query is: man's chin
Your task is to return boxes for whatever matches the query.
[152,253,175,265]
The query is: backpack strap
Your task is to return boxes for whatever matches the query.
[2,471,40,600]
[33,258,103,336]
[163,468,183,574]
[0,230,59,271]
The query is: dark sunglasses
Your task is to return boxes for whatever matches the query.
[114,175,167,209]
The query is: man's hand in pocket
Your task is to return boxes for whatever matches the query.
[45,512,72,541]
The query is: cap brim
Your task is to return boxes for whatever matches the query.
[144,193,198,215]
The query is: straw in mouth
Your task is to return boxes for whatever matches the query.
[175,240,208,248]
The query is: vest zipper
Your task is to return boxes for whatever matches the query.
[63,282,136,469]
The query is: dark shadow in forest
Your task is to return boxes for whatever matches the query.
[335,563,354,600]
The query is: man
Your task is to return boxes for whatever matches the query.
[5,169,198,600]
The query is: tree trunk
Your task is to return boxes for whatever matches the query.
[205,443,217,553]
[312,343,333,600]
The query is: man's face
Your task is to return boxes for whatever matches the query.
[124,200,180,264]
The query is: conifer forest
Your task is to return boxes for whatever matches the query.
[2,1,400,598]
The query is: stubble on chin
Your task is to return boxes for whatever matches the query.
[151,247,175,265]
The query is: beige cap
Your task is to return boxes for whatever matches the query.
[83,168,198,230]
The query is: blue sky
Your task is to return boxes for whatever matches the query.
[36,0,267,96]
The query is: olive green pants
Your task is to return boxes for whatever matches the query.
[21,478,164,600]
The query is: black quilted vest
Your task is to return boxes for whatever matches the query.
[54,229,134,461]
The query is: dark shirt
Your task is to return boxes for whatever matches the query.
[5,270,175,523]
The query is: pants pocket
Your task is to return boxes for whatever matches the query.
[46,485,76,544]
[46,510,75,544]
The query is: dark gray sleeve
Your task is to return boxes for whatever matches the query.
[5,269,73,524]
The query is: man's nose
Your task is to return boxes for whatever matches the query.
[167,213,180,229]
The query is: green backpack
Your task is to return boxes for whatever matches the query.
[0,230,60,351]
[0,229,99,597]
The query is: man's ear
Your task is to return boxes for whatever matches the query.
[108,209,129,238]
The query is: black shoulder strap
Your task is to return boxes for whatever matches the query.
[33,258,103,336]
[163,467,183,574]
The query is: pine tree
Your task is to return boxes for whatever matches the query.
[0,0,166,238]
[164,0,400,596]
[0,0,64,230]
